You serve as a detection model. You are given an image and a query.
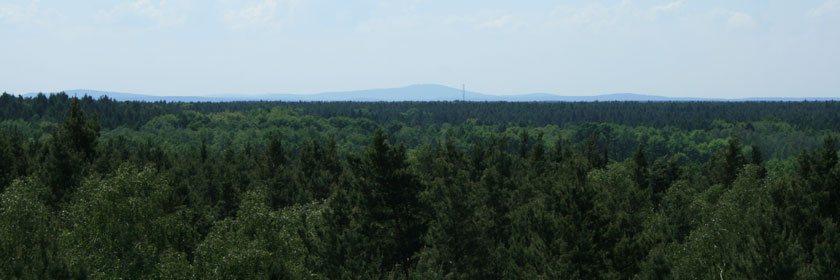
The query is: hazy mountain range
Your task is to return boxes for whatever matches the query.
[20,84,839,102]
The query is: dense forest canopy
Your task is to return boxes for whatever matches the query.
[1,92,839,279]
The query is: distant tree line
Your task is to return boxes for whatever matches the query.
[3,92,840,130]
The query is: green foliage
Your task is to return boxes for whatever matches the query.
[588,163,652,279]
[705,137,748,187]
[62,165,198,278]
[0,178,67,279]
[316,129,427,278]
[1,98,839,278]
[632,143,650,190]
[40,98,100,205]
[193,191,321,279]
[0,128,28,192]
[413,140,497,279]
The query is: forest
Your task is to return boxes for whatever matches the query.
[1,92,839,279]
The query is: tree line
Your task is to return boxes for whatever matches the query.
[3,92,840,130]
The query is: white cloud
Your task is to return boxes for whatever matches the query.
[726,12,756,29]
[220,0,304,30]
[97,0,191,27]
[441,10,528,30]
[356,14,421,34]
[651,1,684,14]
[548,3,622,28]
[481,15,513,29]
[0,0,47,25]
[132,0,170,24]
[809,0,840,18]
[441,1,680,32]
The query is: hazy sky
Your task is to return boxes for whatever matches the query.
[1,0,838,98]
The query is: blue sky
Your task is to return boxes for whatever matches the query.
[1,0,838,98]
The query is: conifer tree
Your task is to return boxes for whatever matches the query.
[318,128,426,277]
[632,143,649,189]
[750,145,763,165]
[40,98,99,205]
[722,137,747,186]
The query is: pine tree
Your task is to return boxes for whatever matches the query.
[40,98,99,205]
[263,133,294,209]
[0,128,27,192]
[816,136,837,176]
[550,135,564,163]
[530,132,547,174]
[632,143,649,189]
[718,137,747,187]
[33,93,48,118]
[750,145,763,165]
[61,98,99,161]
[318,128,427,277]
[200,138,208,163]
[649,156,681,205]
[265,133,286,173]
[519,130,530,157]
[750,145,767,178]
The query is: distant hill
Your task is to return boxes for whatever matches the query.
[20,85,838,102]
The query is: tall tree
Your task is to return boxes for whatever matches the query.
[318,128,427,278]
[750,145,763,165]
[40,98,100,205]
[722,137,747,186]
[632,143,649,189]
[649,156,681,205]
[0,128,27,192]
[518,130,531,157]
[707,137,747,187]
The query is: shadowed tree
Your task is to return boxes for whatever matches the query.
[40,98,100,205]
[632,143,649,190]
[317,128,427,278]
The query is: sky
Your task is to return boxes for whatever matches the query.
[1,0,839,98]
